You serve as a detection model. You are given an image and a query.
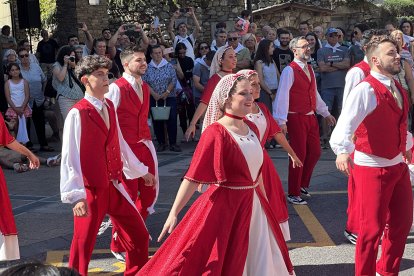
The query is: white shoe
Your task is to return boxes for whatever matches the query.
[111,250,126,263]
[97,218,112,236]
[300,188,311,198]
[344,230,357,245]
[287,195,307,205]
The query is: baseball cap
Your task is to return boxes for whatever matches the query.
[326,28,338,35]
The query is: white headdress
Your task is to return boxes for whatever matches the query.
[209,46,233,78]
[237,69,258,79]
[202,73,247,132]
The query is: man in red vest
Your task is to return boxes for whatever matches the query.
[106,46,158,262]
[273,36,336,205]
[331,37,413,276]
[342,30,389,245]
[60,55,155,276]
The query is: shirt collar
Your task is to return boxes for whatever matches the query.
[293,58,307,68]
[122,72,142,89]
[85,93,107,111]
[149,58,168,69]
[370,70,392,88]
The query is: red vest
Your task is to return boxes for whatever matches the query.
[355,75,408,159]
[288,61,317,114]
[114,77,151,144]
[73,98,123,189]
[352,60,370,77]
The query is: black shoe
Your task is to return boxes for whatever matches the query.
[169,144,182,152]
[40,146,55,152]
[156,144,166,152]
[300,187,311,198]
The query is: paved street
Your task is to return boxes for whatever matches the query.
[1,137,414,275]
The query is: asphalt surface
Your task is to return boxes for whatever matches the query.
[1,134,414,275]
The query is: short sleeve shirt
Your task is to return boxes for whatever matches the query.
[317,46,350,89]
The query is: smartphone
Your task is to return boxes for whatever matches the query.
[124,24,136,31]
[153,16,159,29]
[163,47,174,55]
[180,7,189,13]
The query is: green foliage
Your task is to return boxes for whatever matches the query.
[383,0,414,17]
[39,0,57,29]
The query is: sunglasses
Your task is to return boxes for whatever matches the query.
[228,37,238,41]
[19,54,29,58]
[200,46,209,50]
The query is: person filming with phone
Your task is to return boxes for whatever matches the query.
[168,7,201,61]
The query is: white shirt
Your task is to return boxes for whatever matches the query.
[106,72,142,108]
[330,70,413,167]
[60,94,148,204]
[173,34,196,60]
[342,56,368,107]
[272,59,330,125]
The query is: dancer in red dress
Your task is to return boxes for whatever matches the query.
[0,114,39,261]
[239,69,302,240]
[139,74,294,275]
[60,56,154,276]
[106,46,156,262]
[185,46,237,140]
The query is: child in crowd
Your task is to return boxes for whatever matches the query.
[4,63,31,143]
[235,10,251,37]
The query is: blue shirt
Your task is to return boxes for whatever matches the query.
[143,59,177,98]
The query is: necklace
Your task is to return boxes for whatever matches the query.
[224,112,244,120]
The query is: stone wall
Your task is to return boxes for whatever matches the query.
[54,0,108,46]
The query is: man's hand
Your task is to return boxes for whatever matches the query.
[324,115,336,127]
[336,153,353,176]
[280,124,287,136]
[135,23,143,33]
[142,173,156,188]
[188,7,195,16]
[173,10,180,18]
[73,199,88,217]
[80,23,88,32]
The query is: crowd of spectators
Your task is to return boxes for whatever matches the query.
[2,12,414,157]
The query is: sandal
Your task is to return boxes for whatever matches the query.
[40,146,55,152]
[47,154,61,167]
[13,163,29,173]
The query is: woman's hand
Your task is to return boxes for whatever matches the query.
[152,93,161,101]
[27,152,40,169]
[289,154,303,168]
[185,124,196,141]
[63,55,70,65]
[157,214,178,242]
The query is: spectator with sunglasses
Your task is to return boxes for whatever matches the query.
[52,46,84,120]
[349,23,369,66]
[18,48,54,152]
[227,30,251,72]
[195,42,210,61]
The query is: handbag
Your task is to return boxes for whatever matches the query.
[151,100,171,120]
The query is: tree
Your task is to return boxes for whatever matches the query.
[383,0,414,20]
[39,0,57,29]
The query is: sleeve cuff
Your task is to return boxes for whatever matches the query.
[61,189,86,204]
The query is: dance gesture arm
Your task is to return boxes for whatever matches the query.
[273,132,303,168]
[7,141,40,169]
[60,109,87,204]
[158,179,198,242]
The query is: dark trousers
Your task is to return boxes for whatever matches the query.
[27,101,48,147]
[177,94,195,134]
[150,97,177,146]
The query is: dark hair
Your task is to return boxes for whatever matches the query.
[241,10,251,18]
[278,29,290,38]
[18,39,29,47]
[1,25,10,35]
[216,22,227,29]
[399,19,413,36]
[175,42,187,58]
[0,261,63,276]
[360,29,389,47]
[120,46,146,65]
[354,23,370,34]
[17,47,28,55]
[254,39,273,66]
[205,50,216,61]
[336,27,346,36]
[196,41,210,58]
[299,21,310,27]
[75,55,112,79]
[6,62,23,79]
[56,45,76,66]
[175,22,187,30]
[305,32,320,53]
[149,44,162,55]
[101,28,110,34]
[67,34,78,42]
[90,38,107,55]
